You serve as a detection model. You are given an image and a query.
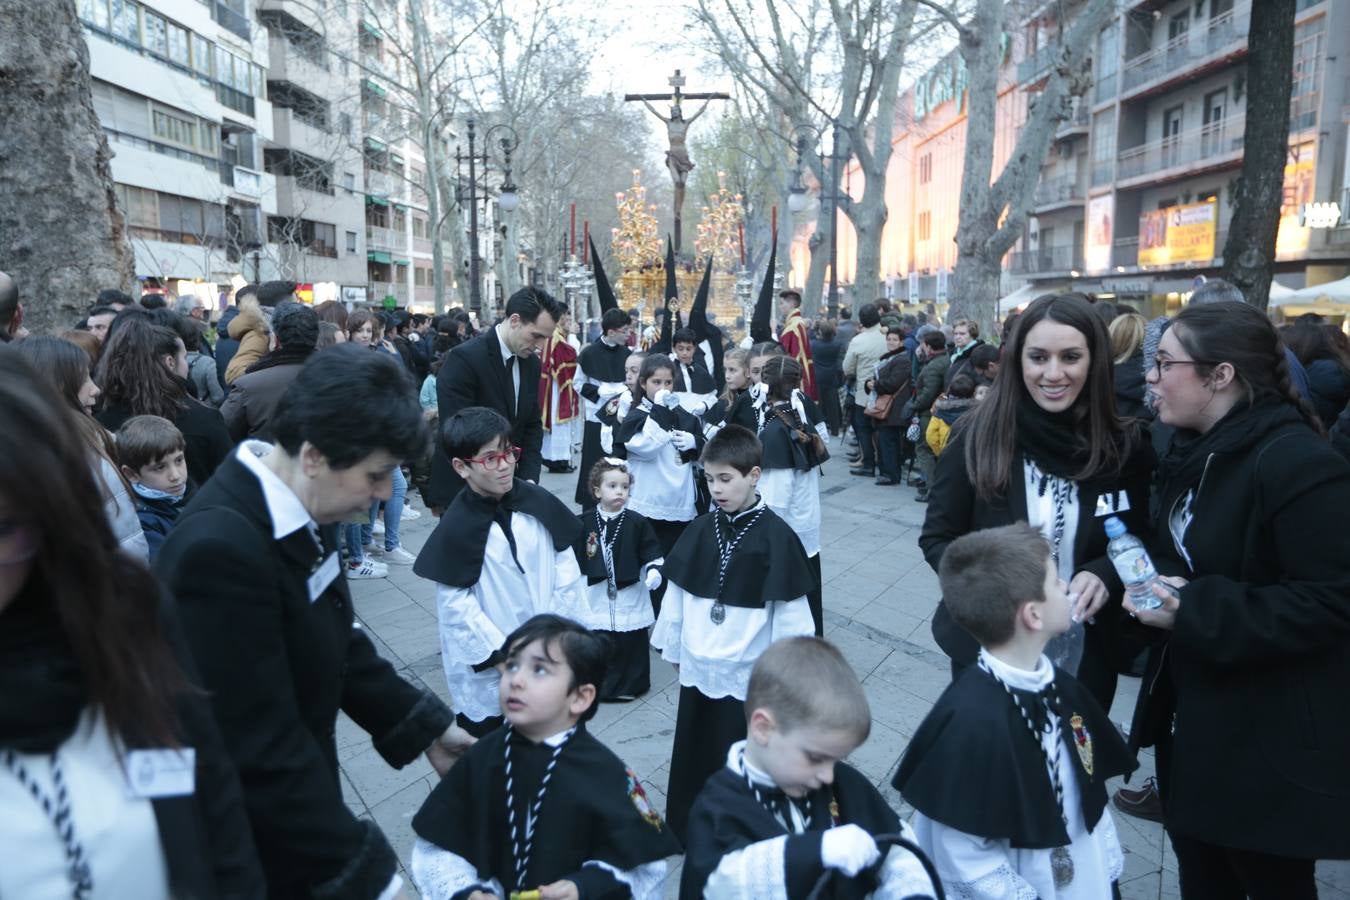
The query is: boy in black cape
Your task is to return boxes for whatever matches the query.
[411,615,681,899]
[681,637,939,900]
[650,425,818,841]
[575,308,634,506]
[670,327,718,414]
[414,408,585,737]
[893,524,1136,898]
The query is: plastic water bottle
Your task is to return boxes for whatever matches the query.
[1104,516,1162,610]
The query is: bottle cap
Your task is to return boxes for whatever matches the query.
[1103,516,1125,538]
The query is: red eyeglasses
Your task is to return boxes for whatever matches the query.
[461,446,522,469]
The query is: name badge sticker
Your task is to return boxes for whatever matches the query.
[308,552,341,603]
[125,748,195,799]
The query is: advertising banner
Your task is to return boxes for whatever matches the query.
[1138,200,1217,267]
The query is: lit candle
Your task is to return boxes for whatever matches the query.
[739,221,745,266]
[772,206,777,236]
[570,203,576,257]
[583,221,589,266]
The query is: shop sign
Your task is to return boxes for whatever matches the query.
[1138,201,1216,267]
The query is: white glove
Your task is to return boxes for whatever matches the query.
[671,430,697,452]
[652,389,673,407]
[644,568,663,591]
[820,824,881,876]
[662,391,683,410]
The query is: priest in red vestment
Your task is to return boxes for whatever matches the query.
[777,289,817,400]
[538,316,580,473]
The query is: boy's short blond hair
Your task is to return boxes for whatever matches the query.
[745,637,870,741]
[938,523,1051,647]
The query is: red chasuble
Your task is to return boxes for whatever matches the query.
[778,309,817,400]
[539,328,579,431]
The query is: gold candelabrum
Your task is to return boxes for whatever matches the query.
[611,170,663,275]
[694,171,744,273]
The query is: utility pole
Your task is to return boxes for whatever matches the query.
[465,118,481,313]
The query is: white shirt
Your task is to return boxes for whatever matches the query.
[565,507,664,632]
[236,441,314,539]
[496,323,522,412]
[911,650,1123,900]
[0,709,171,900]
[622,400,699,522]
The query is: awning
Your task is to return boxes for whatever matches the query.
[393,258,411,266]
[997,283,1041,315]
[365,194,388,207]
[363,136,387,151]
[393,202,408,211]
[360,18,382,38]
[361,78,386,97]
[1273,275,1350,307]
[367,250,392,264]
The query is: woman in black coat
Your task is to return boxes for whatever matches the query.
[0,348,263,899]
[866,329,912,486]
[810,319,846,435]
[1129,301,1350,897]
[920,294,1154,710]
[96,314,232,486]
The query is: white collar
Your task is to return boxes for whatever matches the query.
[724,497,765,522]
[979,647,1055,691]
[495,322,515,364]
[542,727,574,747]
[235,441,316,540]
[726,740,778,788]
[596,506,623,520]
[601,335,620,347]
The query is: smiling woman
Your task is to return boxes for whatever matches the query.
[919,293,1156,712]
[152,345,474,900]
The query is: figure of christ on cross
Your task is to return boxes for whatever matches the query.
[625,70,729,253]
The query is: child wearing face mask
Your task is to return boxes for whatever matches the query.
[567,458,665,701]
[615,354,706,616]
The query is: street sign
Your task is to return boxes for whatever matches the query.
[1300,202,1342,229]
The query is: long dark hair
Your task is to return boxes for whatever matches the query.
[963,293,1129,500]
[1282,321,1350,374]
[96,317,189,420]
[1172,301,1323,433]
[14,336,121,466]
[0,348,189,747]
[635,353,675,403]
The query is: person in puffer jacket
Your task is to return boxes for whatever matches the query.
[925,374,978,458]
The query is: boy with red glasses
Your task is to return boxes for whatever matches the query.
[414,407,586,736]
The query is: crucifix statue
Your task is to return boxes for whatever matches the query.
[625,70,729,254]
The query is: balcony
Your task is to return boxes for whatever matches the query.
[1116,113,1245,185]
[370,281,408,302]
[1121,2,1249,98]
[1018,44,1055,86]
[1112,237,1139,269]
[213,0,251,40]
[366,226,398,252]
[1010,244,1084,275]
[1056,103,1091,137]
[1034,175,1085,212]
[220,165,263,199]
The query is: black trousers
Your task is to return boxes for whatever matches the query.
[807,553,823,637]
[646,517,690,619]
[851,405,876,469]
[1170,833,1318,900]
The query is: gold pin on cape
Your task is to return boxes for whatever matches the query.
[1070,714,1094,777]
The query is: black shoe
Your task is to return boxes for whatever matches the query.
[914,490,929,502]
[846,453,862,463]
[1113,777,1164,823]
[875,477,898,486]
[849,467,875,477]
[908,474,926,487]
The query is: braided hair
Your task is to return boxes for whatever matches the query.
[1170,301,1324,435]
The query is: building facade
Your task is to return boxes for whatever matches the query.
[802,0,1349,318]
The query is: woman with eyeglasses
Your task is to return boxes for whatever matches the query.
[920,293,1155,711]
[1127,301,1350,897]
[0,347,264,899]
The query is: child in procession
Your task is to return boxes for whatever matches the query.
[598,351,646,457]
[893,523,1135,899]
[569,458,666,701]
[410,615,682,900]
[651,425,818,841]
[670,327,718,415]
[681,637,939,900]
[414,407,585,736]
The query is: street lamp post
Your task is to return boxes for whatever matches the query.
[456,118,519,316]
[787,123,842,317]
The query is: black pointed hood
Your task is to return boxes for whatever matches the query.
[750,229,778,343]
[589,234,618,314]
[687,255,723,388]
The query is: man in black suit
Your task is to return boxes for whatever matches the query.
[155,346,473,900]
[426,286,565,510]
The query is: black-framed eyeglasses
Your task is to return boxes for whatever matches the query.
[1152,357,1211,378]
[461,446,522,469]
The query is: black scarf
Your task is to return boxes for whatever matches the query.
[1159,397,1305,492]
[1015,391,1092,478]
[246,342,315,375]
[0,580,88,754]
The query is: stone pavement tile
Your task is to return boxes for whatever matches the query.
[1318,861,1350,896]
[359,600,435,636]
[823,571,892,608]
[367,775,439,876]
[592,702,678,779]
[851,602,926,642]
[857,580,939,625]
[1119,871,1162,900]
[860,679,933,740]
[866,649,951,705]
[823,623,894,681]
[350,579,417,618]
[845,719,906,788]
[342,741,438,809]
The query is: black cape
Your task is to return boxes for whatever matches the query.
[893,664,1136,849]
[702,391,757,434]
[413,725,682,895]
[574,508,664,588]
[413,478,582,588]
[577,340,631,401]
[760,398,827,471]
[680,761,900,900]
[673,360,716,394]
[615,402,705,466]
[662,505,816,608]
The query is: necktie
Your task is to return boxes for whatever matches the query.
[505,355,517,417]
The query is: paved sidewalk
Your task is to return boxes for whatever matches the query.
[340,446,1350,899]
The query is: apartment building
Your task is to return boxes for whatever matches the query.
[78,0,277,305]
[803,0,1349,318]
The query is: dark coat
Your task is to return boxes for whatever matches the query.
[98,395,233,487]
[1131,404,1350,859]
[135,489,188,560]
[426,327,543,507]
[872,349,913,427]
[919,425,1155,703]
[944,339,984,389]
[811,335,845,391]
[1112,354,1150,420]
[219,362,306,443]
[215,307,241,390]
[1303,357,1350,429]
[912,352,949,418]
[154,455,454,899]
